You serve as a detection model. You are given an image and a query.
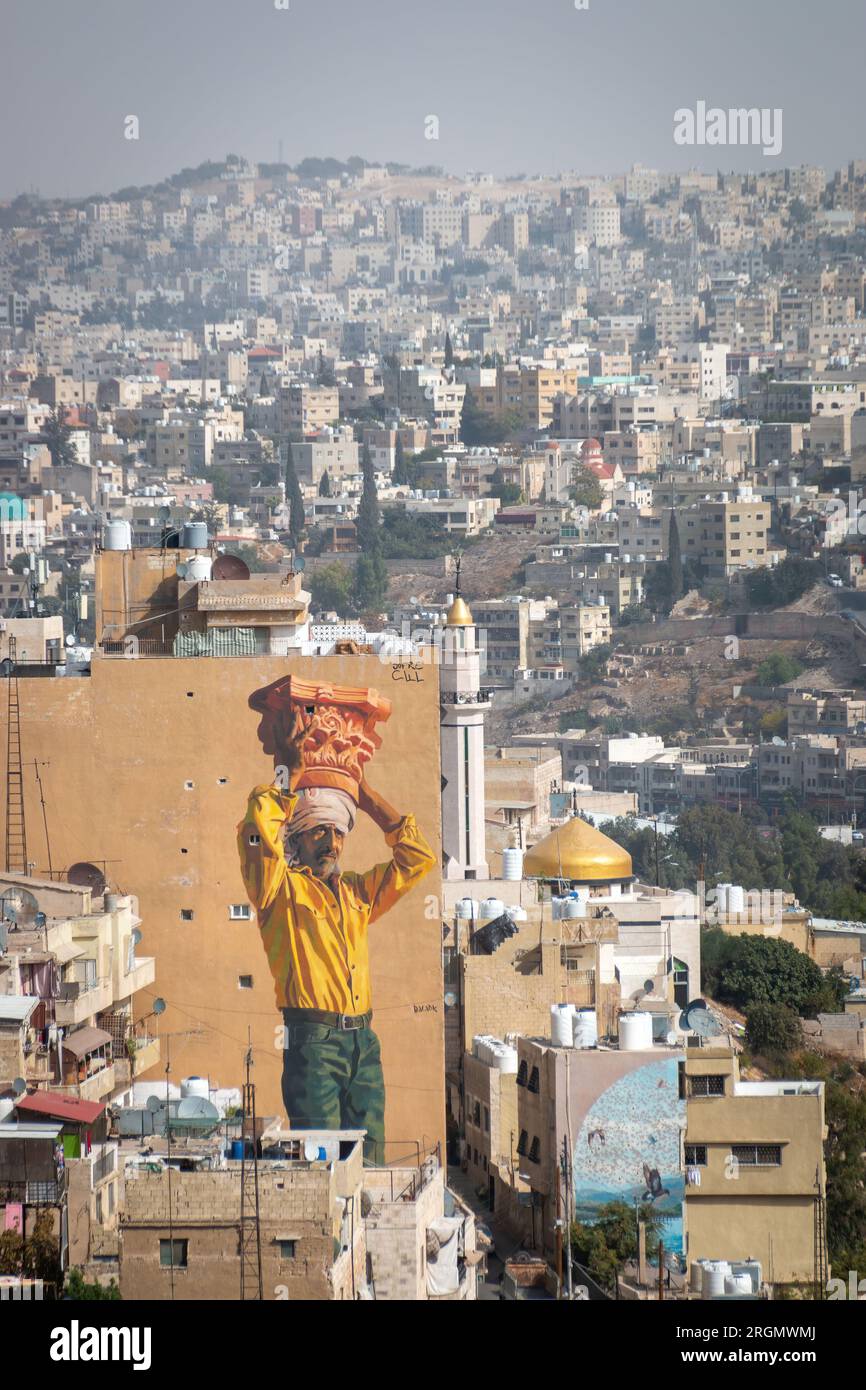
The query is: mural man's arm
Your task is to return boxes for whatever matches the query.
[349,777,436,923]
[237,784,298,912]
[237,705,310,911]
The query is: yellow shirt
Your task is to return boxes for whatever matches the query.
[237,785,436,1014]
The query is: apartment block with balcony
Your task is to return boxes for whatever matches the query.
[0,873,158,1105]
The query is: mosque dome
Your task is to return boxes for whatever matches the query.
[523,816,633,885]
[445,594,474,627]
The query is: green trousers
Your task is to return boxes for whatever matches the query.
[281,1015,385,1164]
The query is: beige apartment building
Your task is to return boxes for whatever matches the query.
[684,1049,826,1288]
[279,382,340,438]
[679,497,770,578]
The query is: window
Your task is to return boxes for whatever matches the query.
[238,975,253,989]
[731,1144,782,1167]
[484,1106,490,1134]
[277,1240,296,1259]
[180,909,194,921]
[685,1144,707,1166]
[689,1074,726,1097]
[516,1060,528,1087]
[160,1239,188,1268]
[516,1129,528,1157]
[528,1136,541,1164]
[229,904,252,920]
[527,1067,540,1094]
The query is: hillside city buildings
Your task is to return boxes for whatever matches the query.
[2,153,866,1300]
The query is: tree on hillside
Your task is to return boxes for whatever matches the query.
[285,440,306,545]
[43,405,77,469]
[569,462,604,509]
[669,512,684,604]
[355,442,380,552]
[444,332,455,370]
[318,470,332,498]
[352,548,388,614]
[745,1001,803,1055]
[308,562,352,614]
[756,651,803,686]
[392,432,411,487]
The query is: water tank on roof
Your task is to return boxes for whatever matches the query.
[551,1003,575,1047]
[456,898,478,920]
[181,1076,210,1100]
[725,1273,753,1297]
[495,1044,519,1074]
[727,885,746,916]
[573,1008,598,1049]
[182,521,208,549]
[103,519,132,550]
[618,1011,653,1051]
[702,1262,731,1300]
[479,898,504,922]
[502,847,523,881]
[185,555,213,582]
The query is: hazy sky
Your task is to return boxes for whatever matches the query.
[3,0,865,198]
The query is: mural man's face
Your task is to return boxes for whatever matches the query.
[293,823,345,879]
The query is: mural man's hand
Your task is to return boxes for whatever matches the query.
[358,777,402,834]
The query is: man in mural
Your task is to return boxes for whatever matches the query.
[237,692,435,1163]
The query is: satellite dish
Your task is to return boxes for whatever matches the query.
[684,1002,723,1039]
[67,862,107,896]
[152,998,166,1015]
[643,979,655,994]
[132,928,142,946]
[146,1095,162,1113]
[665,1030,679,1047]
[0,658,14,678]
[212,552,250,581]
[12,1077,26,1095]
[35,912,47,928]
[1,888,39,925]
[303,1139,321,1161]
[444,991,457,1008]
[65,634,76,647]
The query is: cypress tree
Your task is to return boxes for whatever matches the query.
[318,470,332,498]
[669,511,684,604]
[355,441,380,552]
[286,439,306,545]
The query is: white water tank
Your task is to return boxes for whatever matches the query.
[181,1076,210,1100]
[185,555,213,582]
[690,1259,708,1294]
[505,904,528,922]
[573,1008,598,1049]
[103,518,132,550]
[495,1044,519,1075]
[727,885,746,916]
[0,1098,14,1123]
[618,1011,654,1051]
[725,1272,753,1297]
[732,1260,762,1294]
[713,882,731,917]
[502,847,524,881]
[560,896,582,919]
[702,1261,731,1299]
[479,898,505,921]
[456,898,478,920]
[551,1004,575,1047]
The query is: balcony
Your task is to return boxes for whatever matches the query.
[121,955,156,997]
[56,979,114,1027]
[129,1035,160,1077]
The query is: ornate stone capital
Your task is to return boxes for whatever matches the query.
[249,675,391,800]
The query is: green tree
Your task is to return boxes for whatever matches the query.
[444,332,454,370]
[285,440,306,545]
[745,1001,803,1055]
[65,1268,122,1300]
[711,935,838,1018]
[756,651,804,686]
[308,562,352,614]
[392,433,411,487]
[489,467,521,505]
[824,1080,866,1268]
[318,470,332,498]
[669,512,684,604]
[460,388,523,446]
[570,1201,664,1293]
[355,442,380,552]
[352,548,388,614]
[569,462,603,508]
[43,405,78,469]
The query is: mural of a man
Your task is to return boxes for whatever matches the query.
[237,689,435,1163]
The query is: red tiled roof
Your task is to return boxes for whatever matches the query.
[15,1092,106,1126]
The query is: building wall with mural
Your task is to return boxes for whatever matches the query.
[3,653,444,1155]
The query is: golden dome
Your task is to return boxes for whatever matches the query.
[445,595,474,627]
[523,817,633,884]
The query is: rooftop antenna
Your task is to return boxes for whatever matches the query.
[240,1032,264,1300]
[4,638,27,874]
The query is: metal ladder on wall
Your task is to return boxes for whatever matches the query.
[5,637,27,874]
[239,1045,264,1300]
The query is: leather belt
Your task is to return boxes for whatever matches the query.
[282,1007,372,1032]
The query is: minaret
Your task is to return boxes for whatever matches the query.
[439,560,489,880]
